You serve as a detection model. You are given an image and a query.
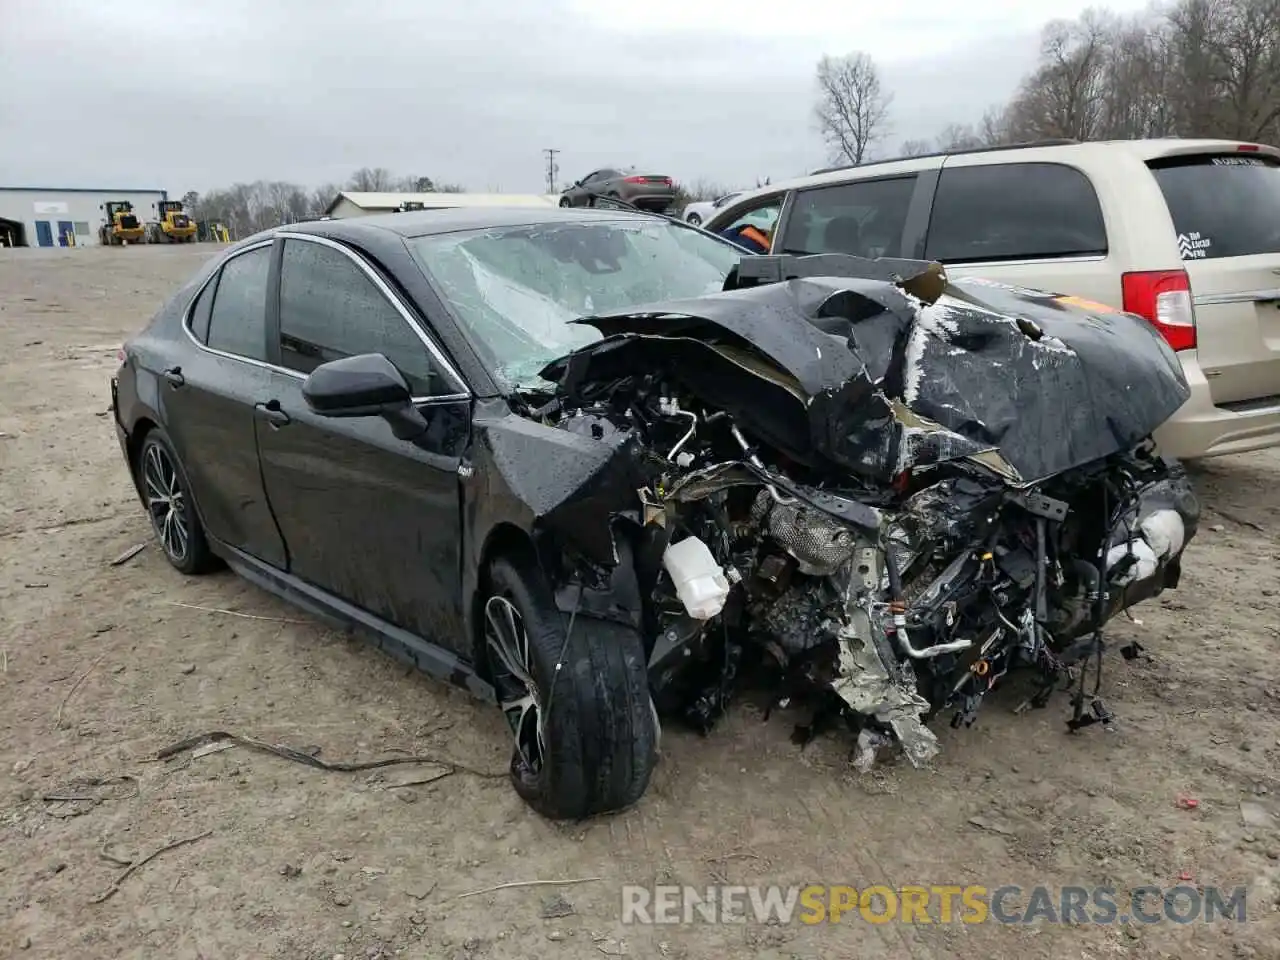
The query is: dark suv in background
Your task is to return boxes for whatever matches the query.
[559,169,675,211]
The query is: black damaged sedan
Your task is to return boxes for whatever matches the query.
[113,208,1198,819]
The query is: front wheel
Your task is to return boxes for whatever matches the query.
[559,196,572,208]
[686,213,702,226]
[136,428,218,575]
[483,556,657,820]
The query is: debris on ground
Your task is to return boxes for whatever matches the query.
[540,893,576,919]
[154,731,506,780]
[1239,801,1274,830]
[41,776,138,819]
[108,543,147,566]
[90,830,213,904]
[967,815,1017,837]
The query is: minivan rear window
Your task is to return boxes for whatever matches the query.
[925,163,1108,263]
[1149,154,1280,260]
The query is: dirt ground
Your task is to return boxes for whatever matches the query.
[2,244,1278,960]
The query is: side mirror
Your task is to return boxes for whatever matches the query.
[302,353,411,417]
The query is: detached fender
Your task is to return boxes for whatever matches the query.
[461,401,655,670]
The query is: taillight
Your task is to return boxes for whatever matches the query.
[623,175,648,184]
[1238,143,1260,152]
[1121,270,1197,351]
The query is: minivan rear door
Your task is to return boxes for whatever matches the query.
[1147,150,1280,408]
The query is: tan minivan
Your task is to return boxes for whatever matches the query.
[704,139,1280,460]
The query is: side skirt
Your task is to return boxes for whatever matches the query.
[213,541,496,704]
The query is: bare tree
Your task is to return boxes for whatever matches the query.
[347,167,397,191]
[990,0,1278,146]
[898,138,935,157]
[1168,0,1280,141]
[396,175,436,192]
[310,183,342,216]
[1003,13,1114,141]
[977,105,1014,146]
[935,123,986,150]
[814,52,893,165]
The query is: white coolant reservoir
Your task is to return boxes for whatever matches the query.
[662,536,731,620]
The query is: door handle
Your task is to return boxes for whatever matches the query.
[254,400,291,428]
[161,366,185,387]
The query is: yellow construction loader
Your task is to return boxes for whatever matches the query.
[98,201,146,246]
[145,200,197,243]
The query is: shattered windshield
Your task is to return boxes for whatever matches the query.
[409,219,742,389]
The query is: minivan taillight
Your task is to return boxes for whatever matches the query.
[1121,269,1197,352]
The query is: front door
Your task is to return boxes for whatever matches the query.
[35,220,53,247]
[254,235,471,652]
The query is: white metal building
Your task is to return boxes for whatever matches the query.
[0,186,169,247]
[325,191,561,219]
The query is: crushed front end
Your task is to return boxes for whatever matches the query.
[524,254,1200,768]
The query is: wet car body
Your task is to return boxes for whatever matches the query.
[112,208,1199,817]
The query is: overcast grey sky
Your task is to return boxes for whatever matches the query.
[1,0,1153,195]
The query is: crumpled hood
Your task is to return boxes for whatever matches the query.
[541,262,1191,485]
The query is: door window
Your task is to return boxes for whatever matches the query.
[188,275,216,343]
[780,176,916,257]
[925,163,1107,263]
[715,196,784,241]
[205,245,271,361]
[277,238,457,397]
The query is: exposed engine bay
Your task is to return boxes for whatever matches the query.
[515,254,1200,768]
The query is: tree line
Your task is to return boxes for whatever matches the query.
[816,0,1280,164]
[181,168,465,238]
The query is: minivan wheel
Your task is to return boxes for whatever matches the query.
[483,556,657,820]
[137,428,217,575]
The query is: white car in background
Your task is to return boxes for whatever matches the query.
[681,192,744,226]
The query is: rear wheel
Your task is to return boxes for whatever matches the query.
[483,556,656,820]
[559,196,572,208]
[136,428,217,575]
[686,213,702,226]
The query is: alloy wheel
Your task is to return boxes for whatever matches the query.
[484,595,546,772]
[142,441,190,563]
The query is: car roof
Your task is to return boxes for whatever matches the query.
[717,137,1280,211]
[284,205,665,240]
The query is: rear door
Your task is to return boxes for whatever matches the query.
[921,159,1118,307]
[1147,151,1280,407]
[162,241,287,567]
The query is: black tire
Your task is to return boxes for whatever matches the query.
[559,196,572,208]
[686,213,702,226]
[135,427,218,575]
[483,555,657,820]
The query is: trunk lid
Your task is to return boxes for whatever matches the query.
[1147,150,1280,407]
